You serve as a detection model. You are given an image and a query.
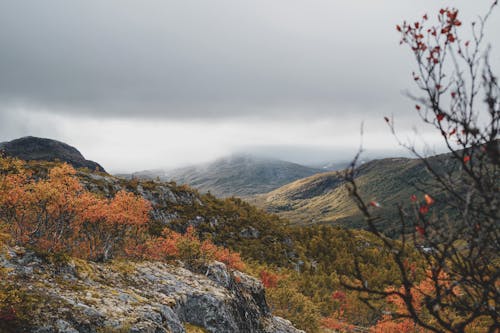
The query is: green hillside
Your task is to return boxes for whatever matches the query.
[250,156,444,235]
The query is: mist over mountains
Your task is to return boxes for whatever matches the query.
[127,154,326,197]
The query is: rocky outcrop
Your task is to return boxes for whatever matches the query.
[0,136,105,172]
[1,247,303,333]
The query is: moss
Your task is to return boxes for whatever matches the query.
[72,257,97,280]
[184,323,209,333]
[112,260,136,275]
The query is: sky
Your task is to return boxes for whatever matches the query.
[0,0,499,173]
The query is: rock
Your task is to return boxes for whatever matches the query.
[157,305,185,333]
[0,136,105,172]
[264,317,304,333]
[1,249,303,333]
[204,262,232,288]
[55,320,79,333]
[239,226,260,239]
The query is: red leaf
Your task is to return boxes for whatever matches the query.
[369,201,381,208]
[449,128,457,136]
[415,105,421,110]
[437,114,445,122]
[396,25,402,32]
[410,194,418,202]
[419,205,429,215]
[416,226,425,236]
[463,155,470,163]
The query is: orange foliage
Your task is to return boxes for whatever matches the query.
[0,159,149,260]
[75,190,151,261]
[321,290,356,332]
[260,270,281,289]
[370,315,426,333]
[370,271,453,333]
[0,157,246,269]
[127,226,245,270]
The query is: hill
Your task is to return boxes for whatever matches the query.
[131,154,323,197]
[250,156,442,234]
[0,136,105,172]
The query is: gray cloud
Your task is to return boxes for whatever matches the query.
[2,0,497,120]
[0,1,499,172]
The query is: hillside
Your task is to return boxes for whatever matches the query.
[1,144,407,332]
[131,154,323,197]
[0,136,105,172]
[251,156,440,234]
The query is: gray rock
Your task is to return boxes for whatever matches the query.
[239,226,260,239]
[204,262,232,288]
[55,320,79,333]
[2,248,302,333]
[157,305,185,333]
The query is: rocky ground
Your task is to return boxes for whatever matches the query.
[0,246,303,333]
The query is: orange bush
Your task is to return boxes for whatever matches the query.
[0,157,246,270]
[75,190,151,261]
[260,270,281,289]
[127,226,245,270]
[0,158,150,260]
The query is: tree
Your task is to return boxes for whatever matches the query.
[343,3,499,332]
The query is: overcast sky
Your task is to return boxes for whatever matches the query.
[0,0,499,172]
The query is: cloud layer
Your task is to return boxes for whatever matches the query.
[0,0,498,171]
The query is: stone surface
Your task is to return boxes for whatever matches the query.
[2,248,303,333]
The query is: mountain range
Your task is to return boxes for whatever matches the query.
[129,154,324,197]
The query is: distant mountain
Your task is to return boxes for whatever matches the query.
[250,156,445,235]
[131,154,324,197]
[0,136,105,172]
[307,160,351,172]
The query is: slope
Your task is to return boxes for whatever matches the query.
[251,156,437,234]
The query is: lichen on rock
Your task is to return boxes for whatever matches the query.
[0,248,303,333]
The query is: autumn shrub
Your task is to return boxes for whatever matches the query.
[74,190,151,261]
[127,226,245,270]
[260,269,282,289]
[0,157,151,261]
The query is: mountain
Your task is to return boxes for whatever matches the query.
[0,136,105,172]
[131,154,324,197]
[250,156,440,234]
[307,160,351,172]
